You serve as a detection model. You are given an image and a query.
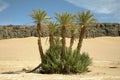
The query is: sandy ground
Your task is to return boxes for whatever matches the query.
[0,37,120,80]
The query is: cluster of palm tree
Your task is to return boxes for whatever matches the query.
[29,9,96,73]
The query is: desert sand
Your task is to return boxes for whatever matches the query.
[0,37,120,80]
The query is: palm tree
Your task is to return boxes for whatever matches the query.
[47,22,58,48]
[55,12,74,57]
[76,10,97,53]
[69,25,78,49]
[29,9,47,62]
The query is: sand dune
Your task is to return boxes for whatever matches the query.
[0,37,120,80]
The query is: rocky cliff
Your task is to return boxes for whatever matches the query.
[0,23,120,40]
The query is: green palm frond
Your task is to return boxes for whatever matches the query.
[47,22,58,33]
[69,25,78,34]
[76,10,97,25]
[88,18,97,24]
[55,12,74,26]
[29,9,47,22]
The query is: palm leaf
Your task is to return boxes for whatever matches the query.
[55,12,74,26]
[76,10,97,25]
[29,9,47,22]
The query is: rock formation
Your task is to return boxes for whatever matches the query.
[0,23,120,40]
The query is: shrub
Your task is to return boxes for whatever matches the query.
[40,44,92,74]
[40,45,61,73]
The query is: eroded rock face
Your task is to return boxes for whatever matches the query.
[84,23,120,38]
[0,23,120,40]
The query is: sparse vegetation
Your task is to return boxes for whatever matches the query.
[40,43,92,74]
[29,9,96,74]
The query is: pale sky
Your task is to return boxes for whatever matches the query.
[0,0,120,25]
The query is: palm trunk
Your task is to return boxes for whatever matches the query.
[61,25,66,72]
[61,25,66,57]
[69,34,75,49]
[26,64,41,73]
[77,25,86,54]
[37,22,44,62]
[49,33,54,48]
[27,22,44,72]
